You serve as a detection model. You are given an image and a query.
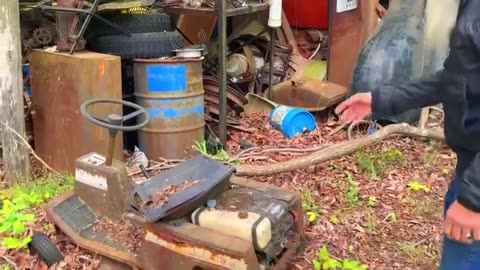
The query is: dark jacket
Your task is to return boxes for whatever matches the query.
[371,0,480,212]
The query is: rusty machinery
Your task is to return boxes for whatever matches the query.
[39,0,131,53]
[44,98,305,269]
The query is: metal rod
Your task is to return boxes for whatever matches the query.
[41,6,131,36]
[69,0,100,54]
[105,131,117,167]
[216,0,228,148]
[268,27,275,101]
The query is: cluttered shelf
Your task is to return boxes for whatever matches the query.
[163,2,269,17]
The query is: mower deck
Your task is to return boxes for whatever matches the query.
[45,191,142,268]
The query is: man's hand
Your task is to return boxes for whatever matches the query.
[445,200,480,243]
[334,92,373,123]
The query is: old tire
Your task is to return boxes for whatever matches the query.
[87,31,182,59]
[87,13,172,38]
[29,232,64,267]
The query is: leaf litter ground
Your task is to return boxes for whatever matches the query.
[1,113,454,270]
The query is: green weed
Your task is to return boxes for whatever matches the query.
[355,149,405,180]
[194,140,230,161]
[0,175,73,249]
[330,215,341,225]
[345,173,360,206]
[365,209,377,235]
[312,245,368,270]
[387,212,398,222]
[355,153,378,180]
[423,152,437,165]
[367,196,377,207]
[407,181,430,193]
[301,189,319,223]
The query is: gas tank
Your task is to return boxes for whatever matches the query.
[350,0,426,124]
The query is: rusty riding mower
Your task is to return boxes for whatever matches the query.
[44,98,305,270]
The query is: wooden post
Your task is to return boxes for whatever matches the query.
[0,1,30,183]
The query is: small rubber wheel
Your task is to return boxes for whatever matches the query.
[29,232,64,267]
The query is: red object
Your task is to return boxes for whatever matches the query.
[282,0,329,29]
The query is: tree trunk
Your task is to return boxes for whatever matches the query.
[0,0,30,183]
[235,123,444,176]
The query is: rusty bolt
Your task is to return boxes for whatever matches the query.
[238,210,248,219]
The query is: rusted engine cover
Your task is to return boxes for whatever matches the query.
[138,176,305,270]
[30,50,123,173]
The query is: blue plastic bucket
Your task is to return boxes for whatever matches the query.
[269,105,316,138]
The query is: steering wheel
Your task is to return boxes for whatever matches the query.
[80,98,150,131]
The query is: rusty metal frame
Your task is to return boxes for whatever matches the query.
[40,0,132,54]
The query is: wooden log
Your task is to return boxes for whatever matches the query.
[0,0,30,183]
[235,123,445,176]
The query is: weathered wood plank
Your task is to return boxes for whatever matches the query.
[0,1,30,183]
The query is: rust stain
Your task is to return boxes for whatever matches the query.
[98,60,105,77]
[30,51,123,173]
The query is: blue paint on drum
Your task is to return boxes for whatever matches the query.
[146,64,187,92]
[146,97,204,120]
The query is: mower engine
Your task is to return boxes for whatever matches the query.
[192,188,293,258]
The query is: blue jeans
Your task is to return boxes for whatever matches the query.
[440,179,480,269]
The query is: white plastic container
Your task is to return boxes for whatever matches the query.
[191,208,273,249]
[268,0,282,28]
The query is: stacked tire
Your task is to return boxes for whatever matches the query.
[86,12,183,59]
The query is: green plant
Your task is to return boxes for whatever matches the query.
[367,196,377,207]
[330,215,341,225]
[355,153,378,180]
[0,199,35,249]
[301,189,319,223]
[312,245,368,270]
[424,152,437,164]
[194,140,230,161]
[407,181,430,193]
[365,209,377,235]
[345,173,360,206]
[0,175,73,249]
[387,212,398,222]
[355,149,405,180]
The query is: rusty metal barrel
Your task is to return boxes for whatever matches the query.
[133,58,205,160]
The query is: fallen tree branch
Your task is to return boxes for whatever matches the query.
[234,123,445,176]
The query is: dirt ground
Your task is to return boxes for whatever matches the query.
[227,113,453,270]
[1,113,453,270]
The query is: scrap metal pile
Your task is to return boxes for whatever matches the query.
[160,0,266,9]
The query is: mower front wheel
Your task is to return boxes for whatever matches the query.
[29,232,64,267]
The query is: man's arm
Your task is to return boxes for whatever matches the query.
[458,154,480,212]
[371,71,444,115]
